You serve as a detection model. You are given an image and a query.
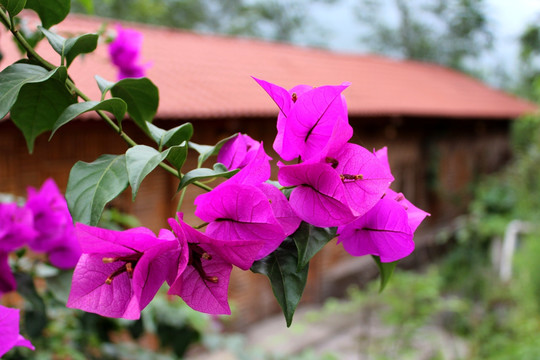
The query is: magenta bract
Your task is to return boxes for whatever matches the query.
[25,178,81,269]
[67,224,180,320]
[329,143,394,217]
[0,252,16,296]
[0,305,34,357]
[278,161,357,227]
[253,77,352,161]
[167,216,263,315]
[0,202,37,253]
[385,189,430,232]
[195,182,287,259]
[338,198,414,263]
[108,25,149,80]
[227,142,272,186]
[218,133,261,170]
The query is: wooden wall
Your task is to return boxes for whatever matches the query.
[0,114,511,328]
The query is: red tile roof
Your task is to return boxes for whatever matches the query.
[1,13,536,120]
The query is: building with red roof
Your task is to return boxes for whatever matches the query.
[0,13,536,327]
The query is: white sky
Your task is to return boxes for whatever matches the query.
[307,0,540,72]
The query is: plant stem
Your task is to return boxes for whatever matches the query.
[176,186,187,214]
[0,9,212,191]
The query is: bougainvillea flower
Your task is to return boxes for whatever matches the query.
[195,182,287,259]
[67,225,180,320]
[328,143,394,217]
[226,141,272,186]
[0,252,16,296]
[0,202,37,253]
[337,198,414,263]
[253,77,352,161]
[256,182,301,236]
[252,78,311,157]
[218,133,261,170]
[118,63,147,79]
[167,215,263,314]
[25,179,81,269]
[385,189,430,232]
[25,179,74,251]
[108,25,149,80]
[374,146,390,171]
[0,305,34,357]
[278,161,357,227]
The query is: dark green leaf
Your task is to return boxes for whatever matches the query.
[14,272,47,337]
[292,222,336,271]
[1,0,27,15]
[147,122,167,145]
[64,33,98,67]
[251,239,309,327]
[147,122,193,149]
[0,63,63,120]
[66,154,129,225]
[25,0,70,28]
[189,133,238,167]
[95,75,115,96]
[163,123,193,148]
[125,145,171,200]
[372,256,397,292]
[51,98,127,138]
[110,77,159,133]
[10,70,75,153]
[166,142,188,171]
[38,26,65,54]
[39,27,99,67]
[178,163,239,190]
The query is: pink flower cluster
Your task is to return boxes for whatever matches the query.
[108,25,150,80]
[0,179,81,296]
[254,77,429,262]
[66,78,429,320]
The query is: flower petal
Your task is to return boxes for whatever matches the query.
[173,253,232,315]
[332,143,394,217]
[279,162,356,227]
[338,198,414,262]
[67,253,139,319]
[0,252,16,296]
[283,84,351,161]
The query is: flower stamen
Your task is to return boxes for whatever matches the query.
[340,174,363,182]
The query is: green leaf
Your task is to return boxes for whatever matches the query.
[25,0,70,28]
[189,133,238,167]
[126,145,171,200]
[251,239,309,327]
[178,163,239,190]
[110,77,159,133]
[292,222,337,271]
[95,75,115,96]
[163,123,193,148]
[147,122,166,145]
[39,27,98,67]
[147,122,193,149]
[166,142,188,171]
[372,256,397,292]
[51,98,127,138]
[10,69,75,153]
[0,63,64,120]
[66,154,129,226]
[1,0,27,15]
